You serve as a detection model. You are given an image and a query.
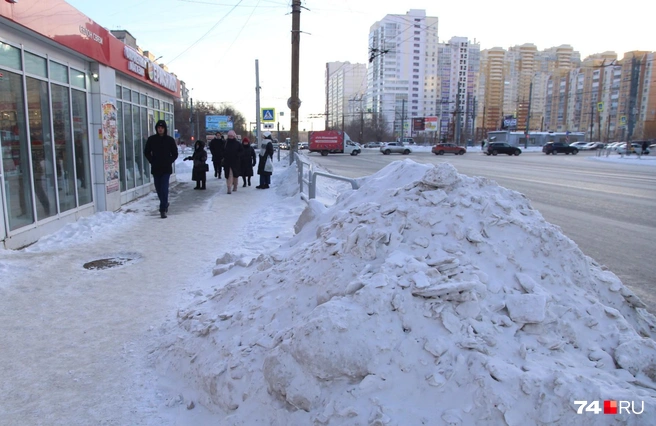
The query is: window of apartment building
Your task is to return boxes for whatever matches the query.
[412,100,418,104]
[413,62,419,66]
[414,25,420,29]
[414,50,420,54]
[413,88,419,91]
[414,56,420,60]
[414,38,420,41]
[413,81,419,85]
[413,69,419,73]
[414,44,420,48]
[412,106,418,110]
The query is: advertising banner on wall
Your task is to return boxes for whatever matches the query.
[101,101,120,194]
[412,118,425,131]
[205,115,233,132]
[424,116,438,132]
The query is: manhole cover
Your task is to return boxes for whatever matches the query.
[83,253,141,270]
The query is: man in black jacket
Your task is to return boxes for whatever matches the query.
[209,132,225,179]
[144,120,178,218]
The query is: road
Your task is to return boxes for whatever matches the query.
[306,148,656,313]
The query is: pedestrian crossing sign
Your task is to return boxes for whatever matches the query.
[261,108,275,122]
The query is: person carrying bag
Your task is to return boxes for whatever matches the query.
[256,131,274,189]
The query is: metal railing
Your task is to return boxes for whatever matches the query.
[293,152,359,201]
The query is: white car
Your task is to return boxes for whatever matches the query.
[616,142,649,155]
[380,142,412,155]
[569,142,588,149]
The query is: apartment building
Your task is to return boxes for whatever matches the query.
[617,51,656,140]
[366,9,439,137]
[478,47,506,134]
[325,62,367,130]
[437,37,480,143]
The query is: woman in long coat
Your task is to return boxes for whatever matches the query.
[222,130,243,194]
[240,137,257,187]
[183,140,208,189]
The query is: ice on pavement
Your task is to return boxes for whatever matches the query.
[154,159,656,425]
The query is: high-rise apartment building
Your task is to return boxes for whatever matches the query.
[366,9,439,137]
[617,51,656,140]
[478,47,506,133]
[437,37,480,143]
[325,62,367,130]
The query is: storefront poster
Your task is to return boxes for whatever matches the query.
[102,101,120,194]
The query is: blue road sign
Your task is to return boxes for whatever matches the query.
[261,108,275,122]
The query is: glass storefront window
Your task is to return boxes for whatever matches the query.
[70,69,86,90]
[116,85,122,99]
[147,96,154,108]
[0,42,22,70]
[132,104,143,186]
[27,77,57,220]
[50,61,69,84]
[140,93,146,106]
[122,103,134,190]
[72,89,92,206]
[0,70,33,230]
[122,87,131,103]
[51,83,75,212]
[154,99,160,110]
[117,101,125,192]
[141,107,150,179]
[25,52,47,78]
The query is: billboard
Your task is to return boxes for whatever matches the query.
[502,115,517,130]
[412,118,425,131]
[425,116,438,131]
[205,115,233,132]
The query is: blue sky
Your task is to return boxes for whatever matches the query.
[67,0,651,131]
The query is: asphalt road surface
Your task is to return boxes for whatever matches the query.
[306,148,656,314]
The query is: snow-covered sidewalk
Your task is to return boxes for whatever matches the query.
[0,155,303,425]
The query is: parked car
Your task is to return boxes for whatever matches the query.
[569,141,588,149]
[616,143,650,155]
[380,142,412,155]
[298,141,308,150]
[485,142,521,156]
[365,142,383,148]
[432,143,467,155]
[542,142,579,155]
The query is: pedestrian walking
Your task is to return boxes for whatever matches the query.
[256,131,274,189]
[223,130,243,194]
[183,140,208,190]
[209,132,225,179]
[481,139,485,150]
[641,140,649,157]
[144,120,178,218]
[240,137,256,187]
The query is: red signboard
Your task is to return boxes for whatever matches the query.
[0,0,179,96]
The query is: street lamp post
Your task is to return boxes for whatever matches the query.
[524,81,533,149]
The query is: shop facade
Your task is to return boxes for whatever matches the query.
[1,0,180,248]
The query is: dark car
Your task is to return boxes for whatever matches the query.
[486,142,521,156]
[542,142,579,155]
[432,143,467,155]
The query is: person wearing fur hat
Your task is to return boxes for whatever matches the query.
[239,137,257,187]
[256,131,274,189]
[144,120,178,218]
[222,130,243,194]
[183,140,208,189]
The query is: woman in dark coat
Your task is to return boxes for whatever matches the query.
[183,140,208,189]
[240,137,257,187]
[222,130,243,194]
[256,132,274,189]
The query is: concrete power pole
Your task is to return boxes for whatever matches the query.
[626,56,640,146]
[289,0,302,165]
[255,59,261,146]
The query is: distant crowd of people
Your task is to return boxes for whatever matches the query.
[143,123,275,219]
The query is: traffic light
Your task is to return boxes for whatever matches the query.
[191,136,195,141]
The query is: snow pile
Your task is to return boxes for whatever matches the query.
[155,160,656,425]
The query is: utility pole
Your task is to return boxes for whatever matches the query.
[455,84,461,145]
[289,0,302,165]
[190,97,194,141]
[471,96,477,144]
[360,96,364,143]
[401,99,406,141]
[524,81,532,149]
[589,102,594,142]
[255,59,261,146]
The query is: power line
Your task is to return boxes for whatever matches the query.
[167,0,244,64]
